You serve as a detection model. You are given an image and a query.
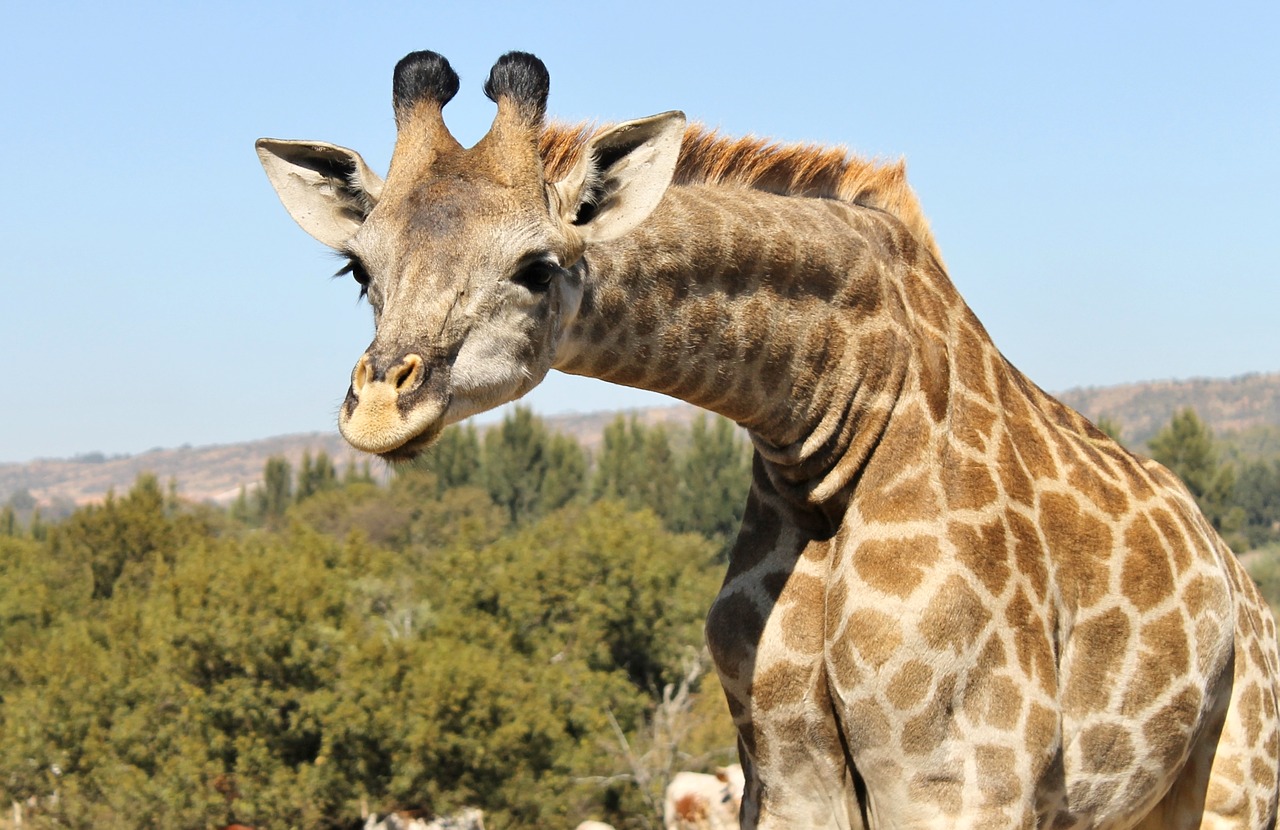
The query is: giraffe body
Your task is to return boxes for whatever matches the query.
[258,51,1280,829]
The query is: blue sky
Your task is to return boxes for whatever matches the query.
[1,1,1276,462]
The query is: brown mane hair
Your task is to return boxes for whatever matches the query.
[539,122,940,262]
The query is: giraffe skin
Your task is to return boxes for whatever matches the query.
[257,50,1280,829]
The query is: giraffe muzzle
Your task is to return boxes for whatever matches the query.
[338,352,445,456]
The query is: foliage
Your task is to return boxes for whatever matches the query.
[481,407,588,524]
[1095,416,1124,444]
[424,423,483,493]
[295,450,338,503]
[1148,408,1244,546]
[259,455,294,525]
[0,426,736,828]
[1235,460,1280,549]
[1243,546,1280,626]
[672,415,753,557]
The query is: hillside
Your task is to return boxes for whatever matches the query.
[3,371,1278,511]
[0,406,704,511]
[1056,371,1280,448]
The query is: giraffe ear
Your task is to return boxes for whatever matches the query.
[256,138,385,249]
[553,111,685,244]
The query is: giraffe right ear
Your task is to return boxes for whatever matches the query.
[553,111,685,244]
[255,139,385,249]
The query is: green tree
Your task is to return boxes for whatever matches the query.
[0,435,747,828]
[1235,459,1280,549]
[343,458,376,486]
[593,416,648,502]
[592,417,680,524]
[28,508,47,542]
[674,415,752,556]
[1095,416,1124,444]
[1148,408,1241,543]
[257,455,293,525]
[47,474,175,599]
[482,407,585,523]
[541,433,588,514]
[295,450,337,503]
[229,484,257,525]
[427,423,483,493]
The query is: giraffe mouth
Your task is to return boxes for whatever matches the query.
[373,421,445,463]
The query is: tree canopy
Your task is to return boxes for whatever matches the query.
[0,408,747,829]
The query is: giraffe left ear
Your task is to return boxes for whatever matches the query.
[553,111,685,244]
[256,139,385,249]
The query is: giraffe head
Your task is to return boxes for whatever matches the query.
[257,51,685,459]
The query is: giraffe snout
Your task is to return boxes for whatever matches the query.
[339,352,442,456]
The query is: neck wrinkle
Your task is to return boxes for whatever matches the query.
[750,325,911,526]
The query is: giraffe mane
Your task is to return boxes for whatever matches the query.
[539,121,941,262]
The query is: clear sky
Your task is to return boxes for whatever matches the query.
[1,1,1276,463]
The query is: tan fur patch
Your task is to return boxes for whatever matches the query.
[1119,544,1176,613]
[778,573,827,654]
[846,696,892,753]
[853,536,940,598]
[1063,608,1131,714]
[754,661,812,710]
[860,471,941,525]
[920,575,991,655]
[1004,587,1056,696]
[950,517,1012,596]
[1079,722,1136,774]
[941,458,999,511]
[1142,685,1202,770]
[886,659,934,710]
[976,744,1022,804]
[1041,492,1114,608]
[846,608,904,669]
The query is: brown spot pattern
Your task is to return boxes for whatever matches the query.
[853,536,940,598]
[1062,608,1131,715]
[846,608,904,669]
[942,458,1000,511]
[754,661,811,710]
[951,517,1012,596]
[1119,545,1176,613]
[1142,685,1202,770]
[1041,492,1114,608]
[1079,723,1135,774]
[886,659,934,710]
[861,471,941,525]
[920,576,991,655]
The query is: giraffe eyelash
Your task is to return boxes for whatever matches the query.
[334,255,371,301]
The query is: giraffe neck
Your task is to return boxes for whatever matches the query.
[555,184,938,521]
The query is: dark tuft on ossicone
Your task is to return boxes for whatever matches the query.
[483,51,550,121]
[393,50,460,113]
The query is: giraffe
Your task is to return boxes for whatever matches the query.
[256,50,1280,829]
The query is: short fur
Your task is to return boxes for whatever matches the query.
[539,122,940,263]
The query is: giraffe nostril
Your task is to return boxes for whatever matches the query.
[352,354,373,395]
[390,354,425,394]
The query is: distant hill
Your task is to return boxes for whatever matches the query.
[1056,371,1280,449]
[0,406,704,512]
[3,371,1277,511]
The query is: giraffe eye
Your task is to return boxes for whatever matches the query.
[335,257,372,299]
[512,258,560,292]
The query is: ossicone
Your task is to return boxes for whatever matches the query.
[392,50,461,115]
[483,51,550,123]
